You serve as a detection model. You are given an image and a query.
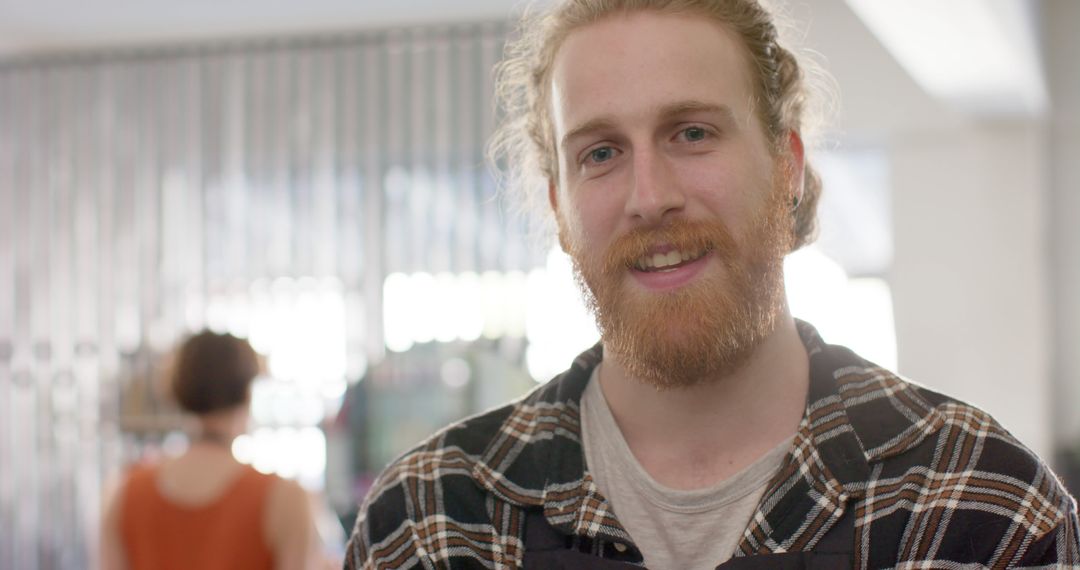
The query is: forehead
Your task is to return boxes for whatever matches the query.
[550,10,756,134]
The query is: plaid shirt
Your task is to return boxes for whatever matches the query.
[345,321,1080,569]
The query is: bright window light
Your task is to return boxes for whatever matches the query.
[204,295,230,335]
[410,273,437,345]
[383,272,415,353]
[232,434,254,464]
[225,277,347,489]
[433,272,460,343]
[845,0,1046,116]
[785,246,897,371]
[455,272,485,342]
[298,427,328,490]
[481,271,506,340]
[251,427,278,475]
[246,277,345,385]
[525,248,600,382]
[274,427,302,479]
[440,357,472,389]
[502,271,529,339]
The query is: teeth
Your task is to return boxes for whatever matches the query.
[636,248,707,270]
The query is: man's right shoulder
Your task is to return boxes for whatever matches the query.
[364,398,519,514]
[344,386,562,570]
[344,345,601,569]
[343,402,519,569]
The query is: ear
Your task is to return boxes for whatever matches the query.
[547,178,559,214]
[548,179,571,253]
[786,130,806,203]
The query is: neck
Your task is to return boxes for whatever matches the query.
[597,311,809,488]
[194,429,235,448]
[192,406,247,450]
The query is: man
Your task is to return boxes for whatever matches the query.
[345,1,1080,568]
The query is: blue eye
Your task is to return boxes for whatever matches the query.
[682,126,708,142]
[587,147,617,164]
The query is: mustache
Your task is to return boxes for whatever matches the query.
[599,220,739,274]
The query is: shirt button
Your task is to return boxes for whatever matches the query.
[613,543,628,553]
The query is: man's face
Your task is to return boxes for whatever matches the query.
[548,10,797,389]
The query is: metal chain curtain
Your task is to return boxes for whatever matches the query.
[0,21,537,569]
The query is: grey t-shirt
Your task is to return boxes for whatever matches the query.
[580,367,792,570]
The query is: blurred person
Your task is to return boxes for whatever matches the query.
[345,1,1080,568]
[101,331,321,570]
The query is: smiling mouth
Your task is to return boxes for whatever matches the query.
[631,246,711,272]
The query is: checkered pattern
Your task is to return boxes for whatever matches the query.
[345,322,1079,569]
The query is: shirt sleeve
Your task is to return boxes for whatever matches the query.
[343,480,428,570]
[1014,502,1080,568]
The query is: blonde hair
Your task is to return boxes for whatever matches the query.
[488,0,829,250]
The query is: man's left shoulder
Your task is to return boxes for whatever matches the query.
[831,360,1080,565]
[827,355,1055,483]
[864,369,1065,499]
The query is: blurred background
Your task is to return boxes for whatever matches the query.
[1,0,1078,568]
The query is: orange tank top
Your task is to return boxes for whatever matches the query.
[120,462,277,570]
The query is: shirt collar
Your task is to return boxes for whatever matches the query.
[472,320,946,543]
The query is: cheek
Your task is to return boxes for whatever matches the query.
[676,163,740,215]
[678,158,772,229]
[562,185,624,244]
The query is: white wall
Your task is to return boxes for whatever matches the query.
[803,0,1074,463]
[887,0,1080,463]
[890,122,1052,459]
[1047,0,1080,447]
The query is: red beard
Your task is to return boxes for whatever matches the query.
[562,183,793,390]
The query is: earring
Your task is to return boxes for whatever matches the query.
[791,194,800,210]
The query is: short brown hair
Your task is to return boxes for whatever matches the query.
[170,331,260,415]
[489,0,826,250]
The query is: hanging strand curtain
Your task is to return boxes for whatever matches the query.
[0,21,540,570]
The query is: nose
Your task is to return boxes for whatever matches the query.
[624,148,685,225]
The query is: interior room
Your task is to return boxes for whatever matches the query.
[2,0,1078,567]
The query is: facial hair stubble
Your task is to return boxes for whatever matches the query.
[561,173,794,390]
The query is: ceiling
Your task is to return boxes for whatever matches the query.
[0,0,529,57]
[0,0,1045,136]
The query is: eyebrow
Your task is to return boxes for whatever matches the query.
[559,100,738,151]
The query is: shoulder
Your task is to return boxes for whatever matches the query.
[344,389,557,569]
[818,341,1061,498]
[344,344,604,568]
[248,464,287,497]
[265,473,308,515]
[103,464,149,529]
[100,461,164,568]
[263,473,314,551]
[110,461,161,508]
[831,357,1079,564]
[258,472,320,568]
[101,465,147,570]
[357,367,588,512]
[124,460,161,485]
[354,399,519,529]
[860,371,1069,515]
